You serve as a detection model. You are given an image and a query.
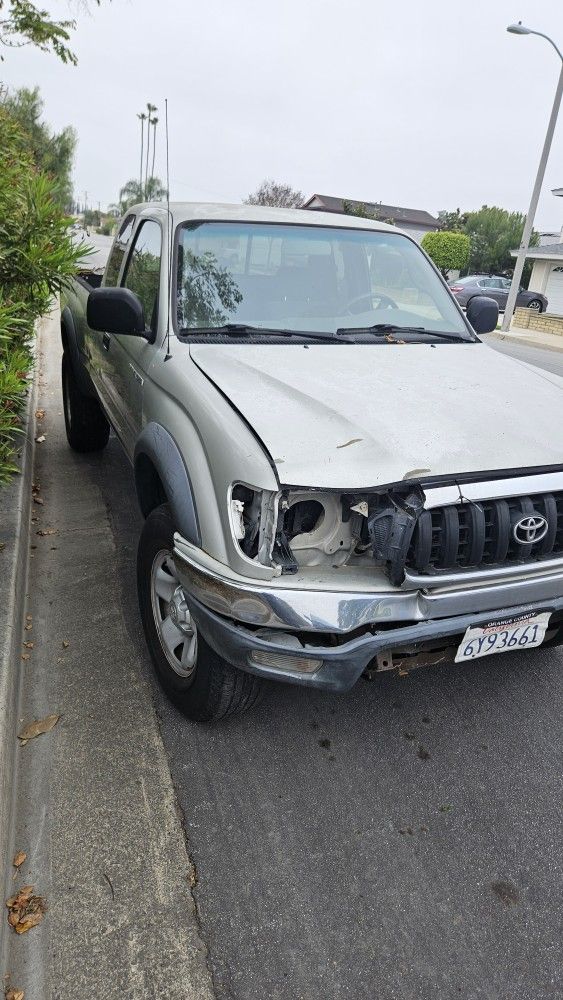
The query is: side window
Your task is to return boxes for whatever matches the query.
[104,215,135,286]
[122,220,162,334]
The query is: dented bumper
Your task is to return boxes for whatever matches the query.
[173,537,563,689]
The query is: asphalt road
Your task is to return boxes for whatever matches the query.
[13,328,563,1000]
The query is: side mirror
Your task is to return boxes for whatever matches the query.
[87,286,146,336]
[466,295,498,334]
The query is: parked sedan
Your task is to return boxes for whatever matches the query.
[449,275,547,312]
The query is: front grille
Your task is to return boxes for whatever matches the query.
[407,492,563,574]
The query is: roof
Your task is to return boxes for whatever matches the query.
[302,194,439,228]
[510,241,563,260]
[131,201,400,233]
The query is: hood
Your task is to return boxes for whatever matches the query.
[189,342,563,489]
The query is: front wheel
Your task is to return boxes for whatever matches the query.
[137,504,264,722]
[527,299,543,312]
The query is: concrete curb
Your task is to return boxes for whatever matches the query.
[0,333,38,970]
[490,329,563,355]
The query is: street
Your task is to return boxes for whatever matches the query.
[8,317,563,1000]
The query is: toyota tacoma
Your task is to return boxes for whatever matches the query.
[60,203,563,721]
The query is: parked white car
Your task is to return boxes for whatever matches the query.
[60,203,563,721]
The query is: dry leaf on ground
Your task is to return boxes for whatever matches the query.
[35,435,45,443]
[12,851,26,869]
[5,884,47,934]
[36,528,57,537]
[6,988,25,1000]
[62,640,69,649]
[18,714,60,742]
[35,408,45,420]
[32,497,44,506]
[23,642,33,649]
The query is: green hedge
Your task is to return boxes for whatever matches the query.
[0,105,84,483]
[421,230,470,278]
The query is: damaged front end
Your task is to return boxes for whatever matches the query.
[229,482,426,585]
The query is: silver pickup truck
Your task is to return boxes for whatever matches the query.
[61,202,563,722]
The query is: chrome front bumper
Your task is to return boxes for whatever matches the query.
[173,537,563,690]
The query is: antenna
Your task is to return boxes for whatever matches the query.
[164,98,172,361]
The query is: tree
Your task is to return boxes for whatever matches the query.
[421,231,470,278]
[463,205,539,275]
[245,179,303,208]
[2,86,76,209]
[437,208,467,232]
[177,250,243,329]
[110,176,167,216]
[0,0,103,65]
[0,104,85,481]
[343,200,396,226]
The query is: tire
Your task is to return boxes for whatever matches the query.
[62,351,110,452]
[137,503,264,722]
[526,299,543,312]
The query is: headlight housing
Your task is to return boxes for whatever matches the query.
[229,485,364,573]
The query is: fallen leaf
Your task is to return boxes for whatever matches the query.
[12,851,26,869]
[23,642,33,649]
[35,435,45,444]
[32,497,44,506]
[62,640,69,649]
[21,655,30,662]
[5,883,46,935]
[24,624,32,631]
[6,988,25,1000]
[35,408,45,419]
[18,714,60,742]
[417,745,431,761]
[36,528,57,537]
[6,885,33,908]
[25,615,32,620]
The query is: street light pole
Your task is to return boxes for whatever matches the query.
[502,24,563,333]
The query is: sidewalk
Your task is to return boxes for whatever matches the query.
[492,323,563,353]
[2,311,215,999]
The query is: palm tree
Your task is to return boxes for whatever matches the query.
[144,102,157,197]
[137,111,147,192]
[116,176,167,213]
[151,116,159,183]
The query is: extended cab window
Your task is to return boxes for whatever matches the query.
[104,215,135,286]
[122,220,162,334]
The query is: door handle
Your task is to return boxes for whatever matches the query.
[102,332,110,351]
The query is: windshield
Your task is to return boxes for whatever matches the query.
[176,222,468,338]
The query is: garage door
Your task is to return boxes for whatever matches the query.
[544,264,563,315]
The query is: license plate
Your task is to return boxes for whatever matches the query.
[455,611,551,663]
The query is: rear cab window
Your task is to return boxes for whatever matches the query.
[104,215,136,286]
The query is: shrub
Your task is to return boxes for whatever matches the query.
[0,105,84,483]
[421,230,470,278]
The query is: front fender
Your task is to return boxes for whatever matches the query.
[134,422,201,546]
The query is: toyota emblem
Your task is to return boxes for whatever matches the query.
[513,514,548,544]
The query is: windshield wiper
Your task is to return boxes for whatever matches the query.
[335,323,469,343]
[181,323,348,343]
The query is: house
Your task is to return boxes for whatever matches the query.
[515,229,563,315]
[302,194,440,243]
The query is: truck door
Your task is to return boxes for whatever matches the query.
[100,218,163,457]
[86,213,136,407]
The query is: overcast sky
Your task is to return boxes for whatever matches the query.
[3,0,563,229]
